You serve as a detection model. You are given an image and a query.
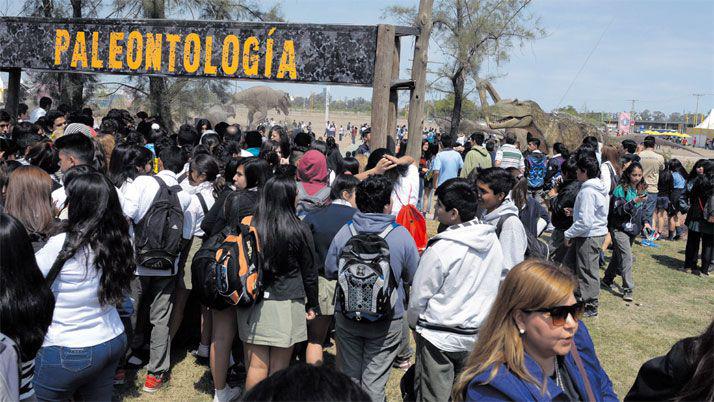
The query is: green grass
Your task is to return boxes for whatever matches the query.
[115,221,714,400]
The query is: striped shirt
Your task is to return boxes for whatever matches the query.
[20,359,34,400]
[495,144,525,170]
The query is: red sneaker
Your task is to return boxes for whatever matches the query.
[142,373,167,393]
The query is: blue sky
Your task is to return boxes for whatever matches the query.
[275,0,714,114]
[2,0,712,114]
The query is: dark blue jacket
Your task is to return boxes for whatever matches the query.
[303,203,357,276]
[465,323,617,401]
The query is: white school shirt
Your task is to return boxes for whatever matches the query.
[391,164,420,216]
[185,181,216,238]
[36,233,125,347]
[122,170,193,276]
[52,184,130,219]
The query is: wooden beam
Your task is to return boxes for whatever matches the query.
[370,24,395,150]
[5,69,21,118]
[391,79,415,90]
[387,36,401,151]
[395,25,419,37]
[406,0,434,162]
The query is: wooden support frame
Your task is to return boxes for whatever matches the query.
[370,24,395,150]
[387,36,401,149]
[406,0,434,162]
[4,69,21,118]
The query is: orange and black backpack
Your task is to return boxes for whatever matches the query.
[192,216,263,310]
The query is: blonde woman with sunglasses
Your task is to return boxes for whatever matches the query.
[453,260,617,402]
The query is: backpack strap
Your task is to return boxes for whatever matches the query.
[196,193,209,215]
[347,221,358,237]
[45,235,73,287]
[177,170,188,183]
[570,340,597,402]
[152,175,168,189]
[377,222,399,239]
[495,213,519,237]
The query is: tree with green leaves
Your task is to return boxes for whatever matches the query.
[386,0,543,137]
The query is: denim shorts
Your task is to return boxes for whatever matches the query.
[34,333,126,401]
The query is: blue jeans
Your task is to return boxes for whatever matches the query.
[34,333,126,401]
[644,193,658,226]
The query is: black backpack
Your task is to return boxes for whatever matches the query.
[192,216,263,310]
[496,213,550,260]
[134,176,185,270]
[336,222,398,322]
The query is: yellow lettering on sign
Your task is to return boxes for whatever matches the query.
[126,31,143,70]
[242,36,259,77]
[221,35,240,75]
[166,34,181,72]
[54,29,70,65]
[70,31,88,68]
[184,33,201,73]
[145,33,163,71]
[204,36,217,75]
[264,27,276,78]
[277,40,296,79]
[108,32,125,69]
[91,32,103,68]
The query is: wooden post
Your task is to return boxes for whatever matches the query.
[387,36,401,151]
[370,24,395,150]
[5,69,21,118]
[406,0,434,162]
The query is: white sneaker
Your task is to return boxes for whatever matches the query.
[213,385,242,402]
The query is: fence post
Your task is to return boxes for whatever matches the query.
[371,24,395,150]
[5,69,21,118]
[406,0,434,162]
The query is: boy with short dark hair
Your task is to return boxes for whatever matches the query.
[477,168,528,273]
[564,153,609,317]
[408,178,504,401]
[325,175,419,402]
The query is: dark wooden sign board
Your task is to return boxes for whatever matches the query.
[0,3,433,160]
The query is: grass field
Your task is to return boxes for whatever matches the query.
[115,220,714,401]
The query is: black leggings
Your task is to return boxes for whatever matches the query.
[684,230,713,273]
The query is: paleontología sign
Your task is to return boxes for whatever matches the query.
[0,17,377,86]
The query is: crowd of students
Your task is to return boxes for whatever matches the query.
[0,102,713,402]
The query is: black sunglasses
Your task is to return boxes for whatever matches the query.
[524,302,584,326]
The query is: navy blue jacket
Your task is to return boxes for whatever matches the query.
[303,203,357,276]
[465,323,617,401]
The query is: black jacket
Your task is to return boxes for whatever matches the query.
[550,179,581,230]
[262,222,320,313]
[625,337,697,401]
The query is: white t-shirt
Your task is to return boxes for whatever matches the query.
[35,233,125,347]
[391,164,420,216]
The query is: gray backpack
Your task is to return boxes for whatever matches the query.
[337,222,398,322]
[296,182,331,218]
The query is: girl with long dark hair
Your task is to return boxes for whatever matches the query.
[602,162,649,302]
[208,157,271,401]
[171,153,220,356]
[107,143,153,191]
[549,156,581,264]
[33,171,134,400]
[683,160,714,276]
[0,213,55,400]
[237,176,319,391]
[364,147,418,216]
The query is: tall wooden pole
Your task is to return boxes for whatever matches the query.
[406,0,434,162]
[371,24,395,150]
[5,69,21,118]
[387,36,401,151]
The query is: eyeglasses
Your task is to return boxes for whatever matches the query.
[524,302,584,326]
